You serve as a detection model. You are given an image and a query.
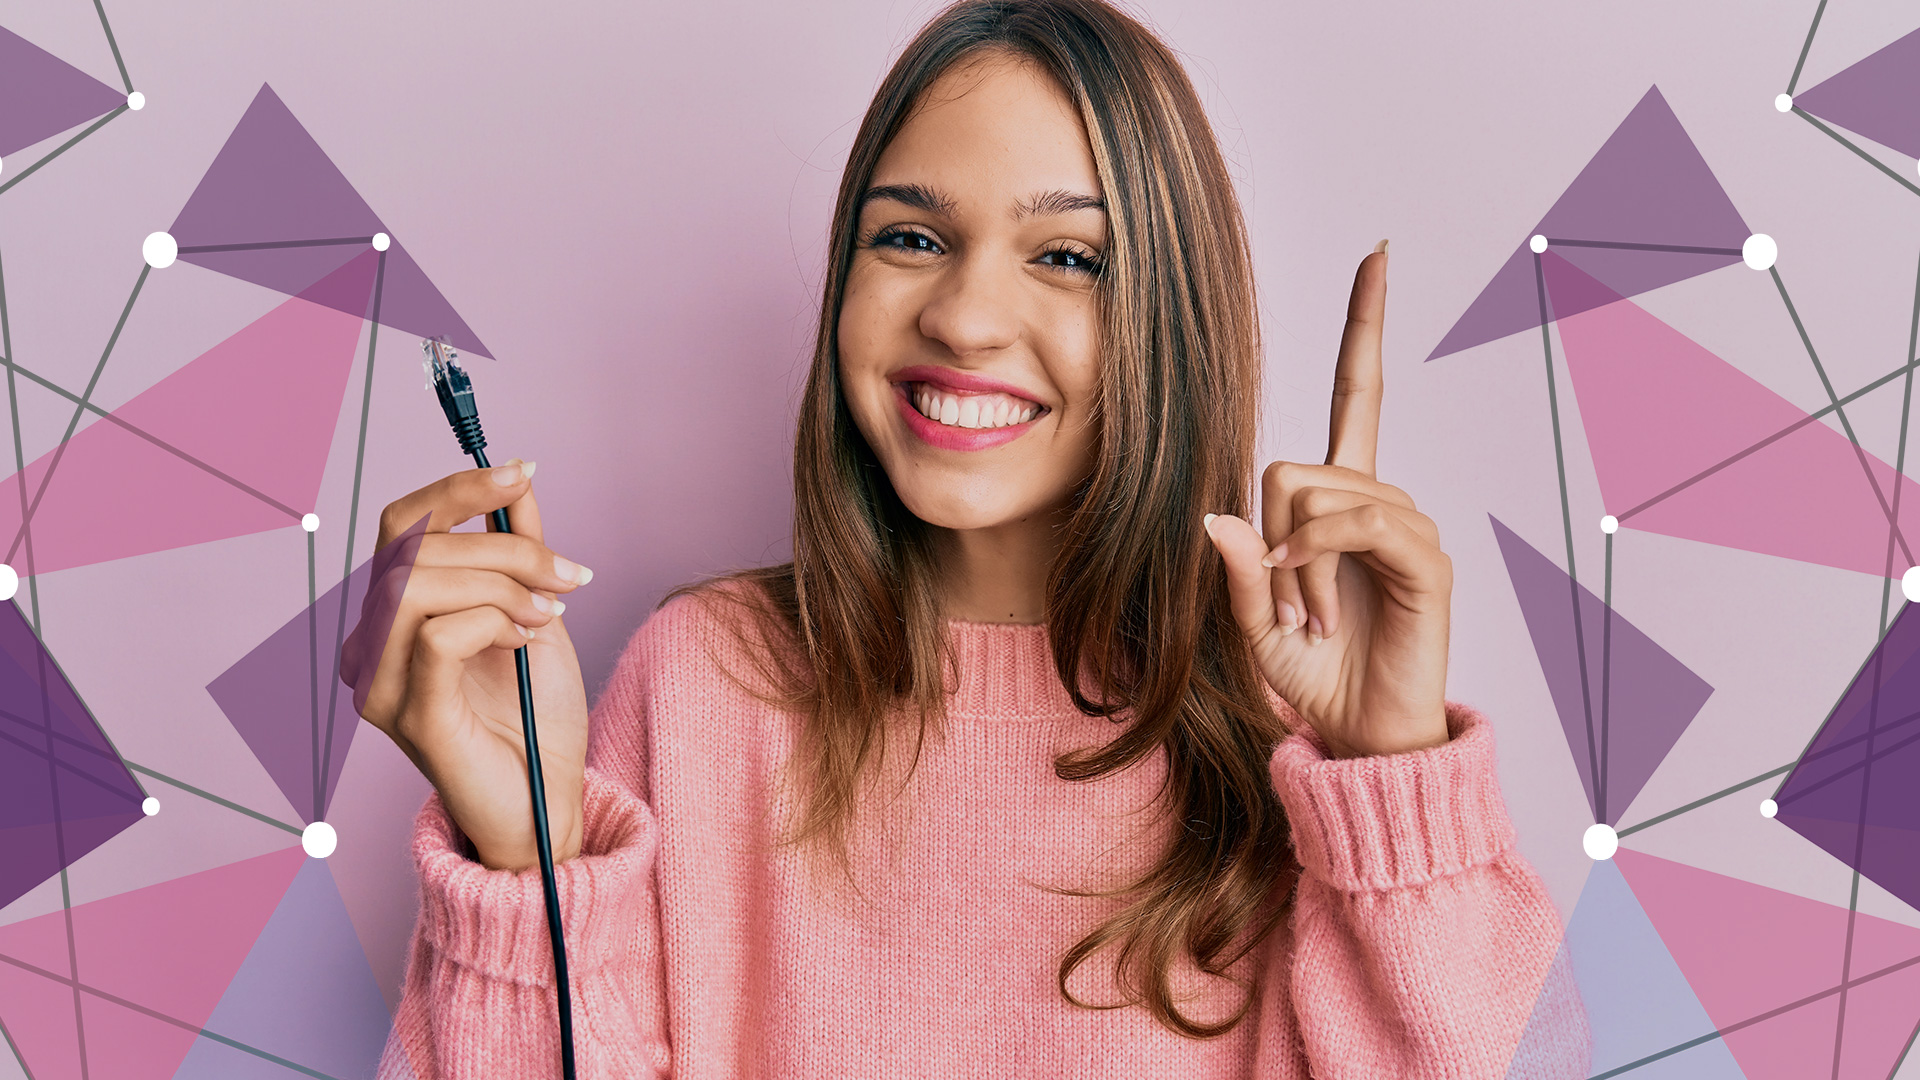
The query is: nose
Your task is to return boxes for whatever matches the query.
[916,246,1021,358]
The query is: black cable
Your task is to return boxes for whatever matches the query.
[423,338,576,1079]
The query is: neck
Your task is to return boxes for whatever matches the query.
[931,511,1062,624]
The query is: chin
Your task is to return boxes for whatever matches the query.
[888,477,1050,533]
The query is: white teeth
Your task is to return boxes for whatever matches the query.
[909,383,1044,429]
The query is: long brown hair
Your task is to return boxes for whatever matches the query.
[672,0,1293,1039]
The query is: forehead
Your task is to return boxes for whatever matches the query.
[869,51,1101,205]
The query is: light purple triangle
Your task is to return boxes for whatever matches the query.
[1795,27,1920,158]
[0,26,125,158]
[1775,599,1920,913]
[1427,85,1748,363]
[205,512,429,824]
[169,83,492,358]
[0,597,146,912]
[169,858,391,1080]
[1489,514,1714,824]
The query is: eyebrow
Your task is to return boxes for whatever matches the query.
[858,183,1106,221]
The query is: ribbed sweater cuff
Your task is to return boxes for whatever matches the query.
[1269,700,1516,893]
[412,766,654,987]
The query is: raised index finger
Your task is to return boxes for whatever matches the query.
[1326,240,1388,478]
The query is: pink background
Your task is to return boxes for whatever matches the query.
[2,0,1918,1049]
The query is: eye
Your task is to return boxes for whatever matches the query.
[1037,244,1103,277]
[868,225,942,255]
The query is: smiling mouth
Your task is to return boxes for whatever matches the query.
[906,383,1048,429]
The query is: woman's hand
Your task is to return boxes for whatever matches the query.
[1204,241,1454,758]
[338,459,596,869]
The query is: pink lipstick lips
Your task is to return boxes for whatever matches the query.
[890,365,1049,451]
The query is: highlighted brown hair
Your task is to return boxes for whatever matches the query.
[673,0,1293,1038]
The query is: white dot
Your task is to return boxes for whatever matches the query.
[1775,93,1793,113]
[1529,234,1548,254]
[141,796,160,816]
[302,821,337,859]
[301,513,320,532]
[142,231,177,269]
[1582,822,1619,861]
[0,563,15,602]
[126,91,145,111]
[1760,798,1778,818]
[0,156,6,177]
[1743,233,1777,271]
[372,232,391,252]
[1903,567,1920,603]
[1601,514,1619,534]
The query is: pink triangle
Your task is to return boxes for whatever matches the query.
[0,846,305,1079]
[1543,250,1920,577]
[0,249,374,575]
[1616,848,1920,1080]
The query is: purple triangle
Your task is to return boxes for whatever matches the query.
[0,597,146,912]
[170,859,391,1080]
[1427,86,1749,363]
[1489,515,1714,824]
[169,83,492,358]
[1774,600,1920,913]
[1795,27,1920,158]
[0,26,125,158]
[205,512,428,824]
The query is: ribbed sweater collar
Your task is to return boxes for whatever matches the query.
[942,618,1096,720]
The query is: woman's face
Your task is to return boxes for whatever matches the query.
[837,50,1105,534]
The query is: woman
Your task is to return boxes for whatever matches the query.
[346,0,1590,1075]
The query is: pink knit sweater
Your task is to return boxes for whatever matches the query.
[376,592,1591,1078]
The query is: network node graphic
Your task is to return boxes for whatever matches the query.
[1793,28,1920,160]
[1,55,482,1077]
[170,83,492,358]
[1773,599,1920,914]
[1427,85,1749,364]
[1440,32,1920,1068]
[1491,515,1713,827]
[0,597,146,913]
[0,26,125,160]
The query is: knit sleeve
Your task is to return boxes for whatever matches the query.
[375,625,674,1080]
[1262,700,1592,1079]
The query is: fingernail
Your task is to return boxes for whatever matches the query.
[1277,601,1299,635]
[554,555,593,585]
[1307,613,1324,646]
[515,622,533,638]
[1203,512,1217,534]
[520,460,538,480]
[1260,542,1288,568]
[531,593,564,615]
[1374,238,1389,255]
[492,461,524,485]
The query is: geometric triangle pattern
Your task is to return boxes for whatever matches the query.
[170,858,392,1079]
[207,510,430,825]
[0,26,125,158]
[1617,848,1920,1080]
[1490,514,1714,825]
[1795,28,1920,160]
[1774,599,1920,915]
[1426,85,1749,363]
[1506,860,1744,1079]
[1543,249,1920,579]
[0,247,376,576]
[0,846,305,1080]
[170,83,491,359]
[0,596,146,913]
